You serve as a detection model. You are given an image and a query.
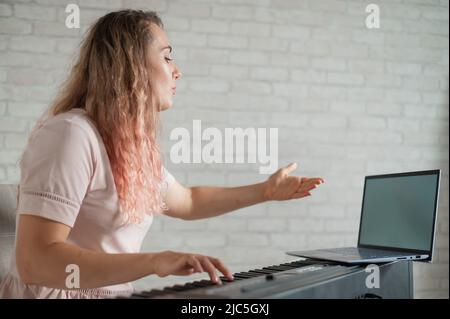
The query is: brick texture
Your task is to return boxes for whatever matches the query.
[0,0,448,298]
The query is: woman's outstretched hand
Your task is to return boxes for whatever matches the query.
[150,250,234,285]
[263,162,324,201]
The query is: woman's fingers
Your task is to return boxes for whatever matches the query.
[159,251,233,283]
[301,177,324,185]
[283,162,298,175]
[187,255,204,273]
[173,253,234,285]
[192,256,234,284]
[289,177,325,199]
[296,183,315,194]
[209,257,234,281]
[199,257,221,284]
[291,191,311,199]
[297,178,324,192]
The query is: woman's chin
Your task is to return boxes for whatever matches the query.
[158,103,172,112]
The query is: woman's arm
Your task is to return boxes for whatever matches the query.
[16,215,233,289]
[164,163,324,220]
[165,181,267,221]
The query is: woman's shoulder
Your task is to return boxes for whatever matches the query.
[46,108,97,137]
[26,108,103,163]
[32,108,104,151]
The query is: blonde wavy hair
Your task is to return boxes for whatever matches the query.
[25,10,169,224]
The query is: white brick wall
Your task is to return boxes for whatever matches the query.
[0,0,448,298]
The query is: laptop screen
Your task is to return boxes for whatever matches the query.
[358,170,440,254]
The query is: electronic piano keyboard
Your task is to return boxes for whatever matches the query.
[121,259,413,299]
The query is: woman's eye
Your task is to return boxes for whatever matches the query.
[165,57,173,62]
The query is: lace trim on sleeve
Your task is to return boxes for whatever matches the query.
[22,190,79,209]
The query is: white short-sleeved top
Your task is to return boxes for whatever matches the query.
[0,108,175,299]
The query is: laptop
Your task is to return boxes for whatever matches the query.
[287,169,441,264]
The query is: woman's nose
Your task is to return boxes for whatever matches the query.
[173,64,182,80]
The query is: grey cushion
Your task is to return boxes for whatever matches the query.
[0,184,18,282]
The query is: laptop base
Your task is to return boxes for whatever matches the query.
[287,247,429,264]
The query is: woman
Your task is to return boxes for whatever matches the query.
[0,10,324,298]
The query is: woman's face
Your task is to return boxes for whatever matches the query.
[149,24,181,112]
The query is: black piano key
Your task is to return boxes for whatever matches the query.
[279,262,302,268]
[238,271,261,277]
[286,261,308,266]
[232,274,251,279]
[171,284,189,291]
[261,267,285,272]
[162,287,178,293]
[297,259,321,265]
[283,262,308,268]
[192,280,215,287]
[269,265,294,271]
[266,265,283,269]
[233,273,257,279]
[234,272,255,277]
[279,264,297,268]
[183,283,201,289]
[249,269,273,275]
[191,282,209,288]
